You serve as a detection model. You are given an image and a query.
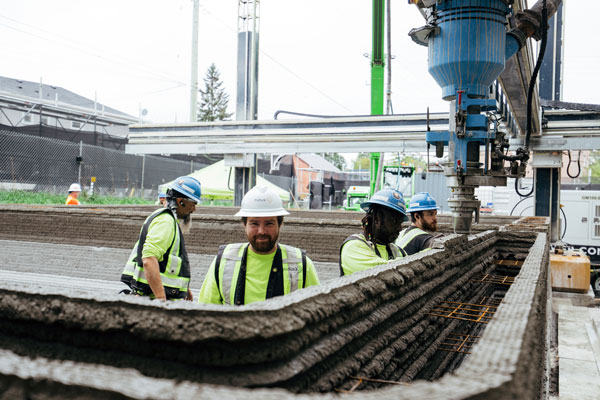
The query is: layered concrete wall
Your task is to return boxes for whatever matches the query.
[0,205,517,262]
[0,222,550,399]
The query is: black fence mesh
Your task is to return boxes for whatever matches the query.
[0,129,199,197]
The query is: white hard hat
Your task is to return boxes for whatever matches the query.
[235,186,290,217]
[68,183,82,192]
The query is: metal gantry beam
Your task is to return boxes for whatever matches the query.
[126,108,600,155]
[126,114,450,155]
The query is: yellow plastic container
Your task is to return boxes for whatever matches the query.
[550,251,591,293]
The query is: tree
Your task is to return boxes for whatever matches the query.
[352,152,371,170]
[387,153,427,172]
[320,153,347,171]
[197,63,232,122]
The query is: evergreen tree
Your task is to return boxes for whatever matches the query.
[197,63,232,122]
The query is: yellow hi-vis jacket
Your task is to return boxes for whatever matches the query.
[121,208,190,299]
[198,243,320,305]
[339,233,405,276]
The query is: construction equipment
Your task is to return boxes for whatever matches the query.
[408,0,562,234]
[343,186,370,211]
[344,165,414,212]
[381,165,415,202]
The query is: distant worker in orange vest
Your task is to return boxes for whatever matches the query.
[65,183,82,205]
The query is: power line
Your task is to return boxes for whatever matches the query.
[198,3,356,114]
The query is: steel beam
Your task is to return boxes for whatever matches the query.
[126,108,600,155]
[126,114,449,155]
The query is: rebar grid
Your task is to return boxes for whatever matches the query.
[429,301,496,323]
[494,259,524,268]
[470,273,515,285]
[438,333,480,354]
[478,296,503,306]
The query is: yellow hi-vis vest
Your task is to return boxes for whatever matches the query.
[339,233,405,276]
[396,226,432,255]
[214,243,307,305]
[120,208,190,299]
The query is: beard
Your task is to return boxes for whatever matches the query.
[248,233,278,253]
[373,228,399,245]
[421,219,437,232]
[179,214,192,234]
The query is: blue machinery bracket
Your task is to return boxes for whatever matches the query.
[426,91,497,173]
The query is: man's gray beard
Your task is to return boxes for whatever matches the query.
[179,214,192,234]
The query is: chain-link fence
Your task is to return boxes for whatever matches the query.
[0,129,201,198]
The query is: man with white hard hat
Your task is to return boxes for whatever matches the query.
[395,192,444,255]
[65,183,82,205]
[198,185,320,305]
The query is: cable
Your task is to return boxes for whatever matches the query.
[560,205,567,240]
[274,110,374,120]
[509,191,567,240]
[524,0,548,152]
[515,177,534,198]
[566,150,582,179]
[510,195,533,216]
[519,205,533,216]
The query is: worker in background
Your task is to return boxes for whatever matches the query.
[120,176,202,301]
[396,192,444,255]
[198,186,320,306]
[157,192,167,206]
[65,183,82,205]
[339,189,407,276]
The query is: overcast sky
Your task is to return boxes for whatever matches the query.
[0,1,597,127]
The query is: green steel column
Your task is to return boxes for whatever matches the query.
[370,0,385,196]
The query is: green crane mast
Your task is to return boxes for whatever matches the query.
[369,0,385,196]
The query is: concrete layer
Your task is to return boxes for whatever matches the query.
[0,227,549,398]
[0,205,516,262]
[0,240,341,295]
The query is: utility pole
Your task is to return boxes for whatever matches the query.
[190,0,200,122]
[230,0,260,206]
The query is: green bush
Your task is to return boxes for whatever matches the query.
[0,190,154,205]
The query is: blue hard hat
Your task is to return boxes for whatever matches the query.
[168,176,202,203]
[407,192,439,213]
[158,192,167,198]
[361,189,407,218]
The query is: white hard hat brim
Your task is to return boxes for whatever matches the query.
[234,209,290,217]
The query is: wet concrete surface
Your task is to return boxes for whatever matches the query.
[0,239,341,296]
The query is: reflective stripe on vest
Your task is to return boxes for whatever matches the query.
[219,243,304,305]
[120,208,190,298]
[397,226,429,250]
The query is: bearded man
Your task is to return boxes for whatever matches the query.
[396,192,444,256]
[198,186,320,306]
[121,176,201,301]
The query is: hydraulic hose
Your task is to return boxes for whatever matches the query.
[515,177,534,198]
[524,0,548,152]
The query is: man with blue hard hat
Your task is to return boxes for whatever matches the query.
[339,189,407,276]
[157,192,167,206]
[121,175,202,301]
[396,192,444,255]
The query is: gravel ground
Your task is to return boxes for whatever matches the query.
[1,239,340,296]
